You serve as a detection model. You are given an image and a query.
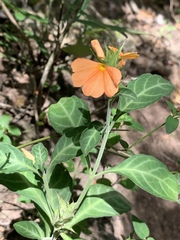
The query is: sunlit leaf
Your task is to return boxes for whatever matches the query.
[118,74,175,112]
[104,154,179,201]
[70,184,131,226]
[80,127,101,155]
[132,215,150,239]
[0,143,36,173]
[14,221,45,239]
[48,96,90,134]
[32,143,48,171]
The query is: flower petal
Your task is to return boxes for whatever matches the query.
[106,66,122,86]
[120,52,139,59]
[91,39,105,59]
[104,67,122,97]
[71,59,100,87]
[82,71,105,98]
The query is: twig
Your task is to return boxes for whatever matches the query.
[0,102,33,116]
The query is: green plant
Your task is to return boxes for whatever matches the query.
[0,114,21,143]
[0,1,180,240]
[0,70,179,239]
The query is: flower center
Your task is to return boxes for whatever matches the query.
[99,64,106,71]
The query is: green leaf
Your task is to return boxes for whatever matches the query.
[80,0,90,11]
[60,233,73,240]
[14,221,45,239]
[125,120,145,132]
[132,215,150,239]
[0,134,11,144]
[0,114,10,129]
[119,86,137,100]
[0,172,37,191]
[14,11,26,21]
[51,128,83,162]
[106,132,120,149]
[32,143,48,171]
[120,178,137,191]
[104,154,179,201]
[70,184,131,226]
[47,127,84,177]
[48,164,72,212]
[77,11,128,37]
[0,143,36,173]
[48,96,90,134]
[18,187,52,222]
[80,127,101,155]
[166,100,176,115]
[118,74,175,112]
[62,38,91,57]
[7,125,21,136]
[165,115,179,134]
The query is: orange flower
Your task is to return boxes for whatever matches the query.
[71,58,122,98]
[108,46,139,67]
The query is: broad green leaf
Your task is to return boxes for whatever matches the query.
[47,127,84,177]
[119,86,137,100]
[165,115,179,134]
[0,172,37,191]
[120,114,145,132]
[0,114,10,128]
[62,38,91,57]
[0,134,11,144]
[70,184,131,226]
[48,96,90,134]
[132,215,150,239]
[14,221,45,239]
[106,132,120,149]
[51,128,83,163]
[18,187,52,221]
[118,74,175,112]
[125,120,145,132]
[60,233,73,240]
[80,127,101,155]
[120,178,137,191]
[7,125,21,136]
[0,143,36,173]
[32,143,48,171]
[60,233,82,240]
[104,154,179,201]
[48,164,72,212]
[14,11,26,21]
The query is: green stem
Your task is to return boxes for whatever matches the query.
[17,136,51,149]
[129,122,165,149]
[74,100,113,210]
